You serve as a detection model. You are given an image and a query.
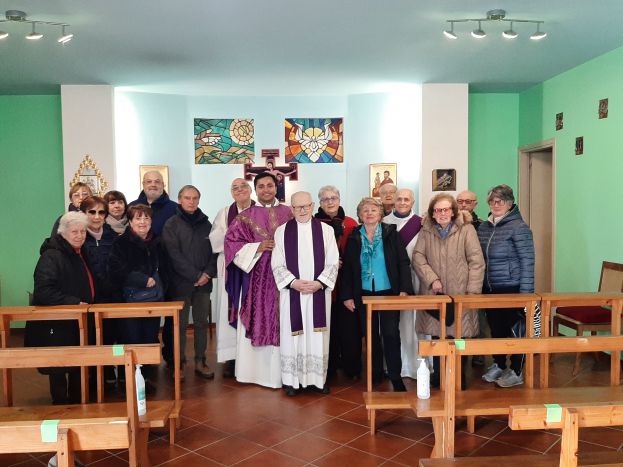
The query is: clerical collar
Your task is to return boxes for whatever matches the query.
[392,210,412,219]
[259,199,279,207]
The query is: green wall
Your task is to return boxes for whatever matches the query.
[517,46,623,291]
[470,46,623,292]
[0,96,64,306]
[468,93,519,220]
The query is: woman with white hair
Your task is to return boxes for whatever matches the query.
[25,211,95,404]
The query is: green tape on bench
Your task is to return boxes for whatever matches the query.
[112,344,125,356]
[41,419,60,443]
[454,339,466,350]
[545,404,562,423]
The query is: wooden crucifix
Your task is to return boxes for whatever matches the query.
[244,149,298,202]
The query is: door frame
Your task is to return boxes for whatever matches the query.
[518,138,556,292]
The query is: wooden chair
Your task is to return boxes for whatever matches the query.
[551,261,623,375]
[0,344,172,466]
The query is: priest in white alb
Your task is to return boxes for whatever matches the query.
[383,188,422,378]
[271,191,339,396]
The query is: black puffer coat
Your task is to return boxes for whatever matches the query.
[83,223,118,302]
[24,235,94,371]
[107,228,167,295]
[477,205,535,293]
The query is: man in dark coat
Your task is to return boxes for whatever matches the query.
[162,185,217,379]
[129,170,177,236]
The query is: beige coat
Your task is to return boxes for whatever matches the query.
[412,211,485,338]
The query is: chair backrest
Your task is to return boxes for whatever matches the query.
[599,261,623,292]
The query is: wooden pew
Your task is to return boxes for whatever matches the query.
[0,344,173,466]
[89,302,184,444]
[419,402,623,466]
[510,402,623,467]
[419,335,623,460]
[540,292,623,386]
[0,305,90,406]
[361,295,455,458]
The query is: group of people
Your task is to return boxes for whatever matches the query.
[27,167,534,405]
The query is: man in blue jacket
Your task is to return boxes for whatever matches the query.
[129,170,177,236]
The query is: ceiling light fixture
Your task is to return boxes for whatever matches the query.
[0,10,73,44]
[444,9,546,41]
[530,23,547,41]
[443,21,458,40]
[471,21,486,39]
[502,22,518,39]
[26,22,43,40]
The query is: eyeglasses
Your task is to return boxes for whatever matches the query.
[457,199,475,205]
[231,185,249,192]
[488,199,507,207]
[293,203,313,212]
[433,207,452,214]
[87,209,106,216]
[72,191,90,198]
[320,196,339,203]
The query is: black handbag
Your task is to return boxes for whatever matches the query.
[425,297,455,326]
[123,271,164,303]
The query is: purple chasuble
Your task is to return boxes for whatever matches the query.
[284,218,327,335]
[398,214,422,247]
[224,204,293,347]
[227,200,256,227]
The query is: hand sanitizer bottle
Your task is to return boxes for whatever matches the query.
[417,358,430,400]
[135,364,147,416]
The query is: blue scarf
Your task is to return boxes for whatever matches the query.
[435,222,453,239]
[360,224,382,282]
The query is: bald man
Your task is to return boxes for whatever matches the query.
[379,183,397,216]
[129,170,177,236]
[209,178,255,377]
[457,190,481,230]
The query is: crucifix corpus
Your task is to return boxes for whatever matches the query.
[244,149,298,202]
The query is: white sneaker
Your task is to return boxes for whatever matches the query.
[482,363,503,382]
[495,369,524,388]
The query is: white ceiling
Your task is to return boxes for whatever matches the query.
[2,0,623,95]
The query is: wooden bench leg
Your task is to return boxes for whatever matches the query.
[169,416,176,445]
[467,415,475,433]
[431,416,446,458]
[136,427,151,467]
[56,428,74,467]
[560,408,579,467]
[369,409,376,435]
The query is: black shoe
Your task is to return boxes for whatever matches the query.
[391,378,407,392]
[311,384,330,394]
[222,360,235,378]
[284,385,298,397]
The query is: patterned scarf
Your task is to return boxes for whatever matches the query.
[360,224,382,282]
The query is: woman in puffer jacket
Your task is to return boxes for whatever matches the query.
[477,184,535,388]
[413,193,484,387]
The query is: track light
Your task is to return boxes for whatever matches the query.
[471,21,486,39]
[443,10,546,41]
[0,10,73,44]
[502,22,518,39]
[443,21,458,39]
[26,22,42,40]
[58,25,73,44]
[530,23,547,40]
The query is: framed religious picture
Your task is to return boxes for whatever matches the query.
[69,154,109,196]
[432,169,456,192]
[555,112,563,131]
[139,165,170,193]
[599,98,608,119]
[575,137,584,156]
[369,163,397,198]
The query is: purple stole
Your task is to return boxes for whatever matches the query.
[227,200,255,227]
[398,214,422,247]
[284,218,326,335]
